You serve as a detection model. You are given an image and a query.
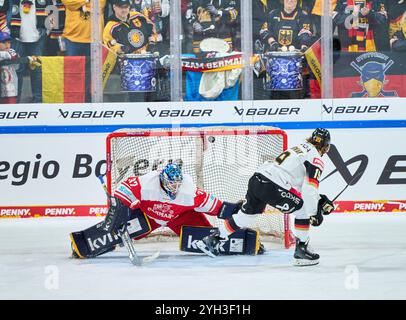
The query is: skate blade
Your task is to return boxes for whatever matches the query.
[196,240,217,258]
[293,258,319,267]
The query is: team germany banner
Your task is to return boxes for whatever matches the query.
[182,53,243,73]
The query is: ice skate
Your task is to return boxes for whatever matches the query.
[197,229,222,258]
[293,238,319,266]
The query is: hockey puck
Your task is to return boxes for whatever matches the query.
[208,136,215,143]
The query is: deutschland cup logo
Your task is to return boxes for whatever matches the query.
[350,52,397,98]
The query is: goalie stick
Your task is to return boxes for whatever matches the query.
[98,175,160,266]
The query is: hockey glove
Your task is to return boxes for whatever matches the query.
[319,194,334,215]
[310,212,323,227]
[217,200,243,219]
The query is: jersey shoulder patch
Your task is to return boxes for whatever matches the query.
[312,157,324,171]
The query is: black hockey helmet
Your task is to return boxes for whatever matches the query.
[309,128,331,155]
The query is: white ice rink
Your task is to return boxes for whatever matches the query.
[1,214,405,300]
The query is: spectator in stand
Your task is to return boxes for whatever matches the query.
[390,10,406,52]
[130,0,144,13]
[186,0,239,54]
[0,32,18,103]
[253,0,281,54]
[183,0,194,52]
[388,1,406,39]
[10,0,51,103]
[258,0,314,100]
[333,0,389,52]
[260,0,314,52]
[301,0,337,37]
[43,0,66,56]
[141,0,170,54]
[103,0,160,102]
[61,0,106,57]
[103,0,158,55]
[252,0,280,100]
[62,0,106,102]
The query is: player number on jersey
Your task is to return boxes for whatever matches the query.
[275,151,291,165]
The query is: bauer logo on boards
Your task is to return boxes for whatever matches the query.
[322,104,389,114]
[58,109,125,119]
[0,111,38,120]
[233,106,300,117]
[147,107,213,118]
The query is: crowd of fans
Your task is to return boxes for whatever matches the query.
[0,0,405,103]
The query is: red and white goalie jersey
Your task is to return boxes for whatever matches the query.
[114,171,223,227]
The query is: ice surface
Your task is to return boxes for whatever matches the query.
[0,214,405,300]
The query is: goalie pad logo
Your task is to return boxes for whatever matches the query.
[87,232,120,252]
[127,218,142,234]
[229,238,244,253]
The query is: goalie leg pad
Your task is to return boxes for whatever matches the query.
[70,208,151,259]
[180,226,261,255]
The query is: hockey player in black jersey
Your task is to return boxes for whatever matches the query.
[198,128,335,266]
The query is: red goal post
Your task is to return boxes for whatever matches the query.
[106,126,295,248]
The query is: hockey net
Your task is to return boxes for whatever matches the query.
[106,126,295,248]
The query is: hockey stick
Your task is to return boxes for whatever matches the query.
[98,175,160,266]
[331,171,364,202]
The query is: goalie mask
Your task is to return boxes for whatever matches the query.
[309,128,331,156]
[159,163,183,199]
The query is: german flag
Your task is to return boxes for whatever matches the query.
[41,56,87,103]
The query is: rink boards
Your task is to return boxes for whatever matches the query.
[1,98,406,217]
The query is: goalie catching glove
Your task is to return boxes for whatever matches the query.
[310,194,334,227]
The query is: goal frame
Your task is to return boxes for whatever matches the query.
[106,126,295,249]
